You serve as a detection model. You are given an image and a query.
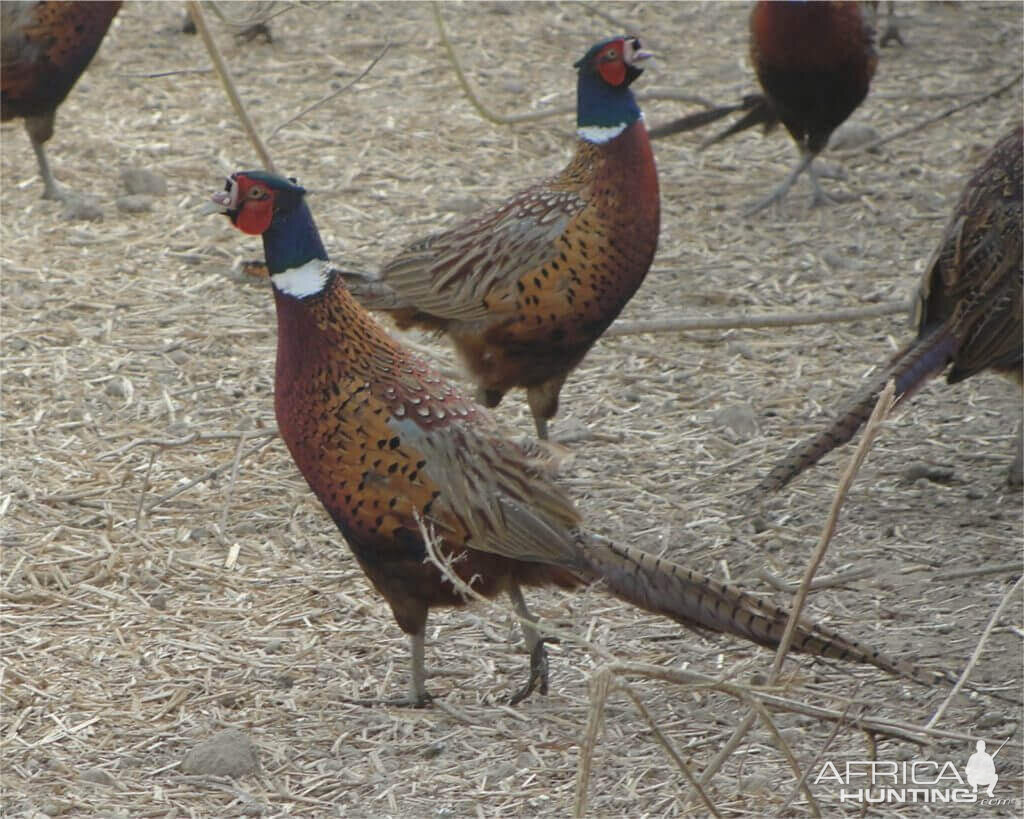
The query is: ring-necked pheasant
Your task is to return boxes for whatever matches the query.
[210,168,946,706]
[1,1,121,200]
[649,1,876,215]
[341,36,660,440]
[757,126,1023,495]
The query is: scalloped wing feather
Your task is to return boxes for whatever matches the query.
[390,413,585,569]
[376,186,584,323]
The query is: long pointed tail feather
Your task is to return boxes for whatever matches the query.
[698,94,778,151]
[648,94,773,144]
[648,101,751,140]
[755,327,958,496]
[581,534,946,687]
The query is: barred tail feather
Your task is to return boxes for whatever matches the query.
[756,328,958,495]
[648,102,751,140]
[582,535,945,686]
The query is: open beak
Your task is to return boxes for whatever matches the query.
[201,176,239,215]
[628,38,654,64]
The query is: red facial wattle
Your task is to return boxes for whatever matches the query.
[598,57,626,87]
[234,195,274,235]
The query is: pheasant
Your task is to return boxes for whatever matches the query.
[757,126,1023,495]
[210,168,946,706]
[649,1,877,214]
[1,1,121,200]
[341,36,660,440]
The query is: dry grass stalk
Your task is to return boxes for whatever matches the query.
[605,300,910,338]
[770,380,897,680]
[433,1,712,128]
[187,0,276,172]
[700,381,896,787]
[926,573,1024,730]
[2,4,1019,815]
[839,70,1023,155]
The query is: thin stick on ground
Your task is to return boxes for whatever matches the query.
[770,380,896,679]
[144,433,278,514]
[604,301,910,337]
[838,71,1022,156]
[778,698,859,816]
[575,1,638,34]
[701,382,897,787]
[133,448,158,531]
[218,431,253,542]
[617,682,723,818]
[926,573,1024,730]
[268,38,392,141]
[187,0,276,172]
[743,695,820,818]
[432,2,712,127]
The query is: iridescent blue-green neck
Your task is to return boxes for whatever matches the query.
[262,198,328,276]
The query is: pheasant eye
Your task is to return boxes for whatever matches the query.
[605,49,618,60]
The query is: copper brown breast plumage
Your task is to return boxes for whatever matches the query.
[343,36,660,439]
[212,168,950,706]
[1,1,120,200]
[756,126,1023,494]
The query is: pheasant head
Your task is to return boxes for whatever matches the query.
[213,171,328,286]
[574,36,652,143]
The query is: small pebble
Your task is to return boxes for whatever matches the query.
[105,377,132,400]
[149,594,168,611]
[976,712,1004,730]
[738,774,772,795]
[120,167,167,196]
[180,728,259,777]
[829,122,881,151]
[116,194,154,214]
[712,403,760,441]
[61,196,103,222]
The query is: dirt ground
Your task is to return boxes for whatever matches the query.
[2,2,1022,817]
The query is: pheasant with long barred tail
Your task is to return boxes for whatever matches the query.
[211,168,945,706]
[649,1,876,214]
[1,1,121,200]
[757,127,1023,495]
[342,36,660,439]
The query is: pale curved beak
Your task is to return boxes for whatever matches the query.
[201,180,238,215]
[627,38,654,64]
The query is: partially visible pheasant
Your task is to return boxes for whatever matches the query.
[210,168,947,706]
[649,1,877,214]
[757,126,1023,495]
[342,36,660,439]
[1,1,121,200]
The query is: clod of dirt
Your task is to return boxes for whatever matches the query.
[60,196,103,222]
[901,463,956,485]
[180,729,259,778]
[116,195,154,214]
[829,121,881,151]
[712,403,760,441]
[120,168,167,196]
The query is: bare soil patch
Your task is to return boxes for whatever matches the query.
[2,2,1021,816]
